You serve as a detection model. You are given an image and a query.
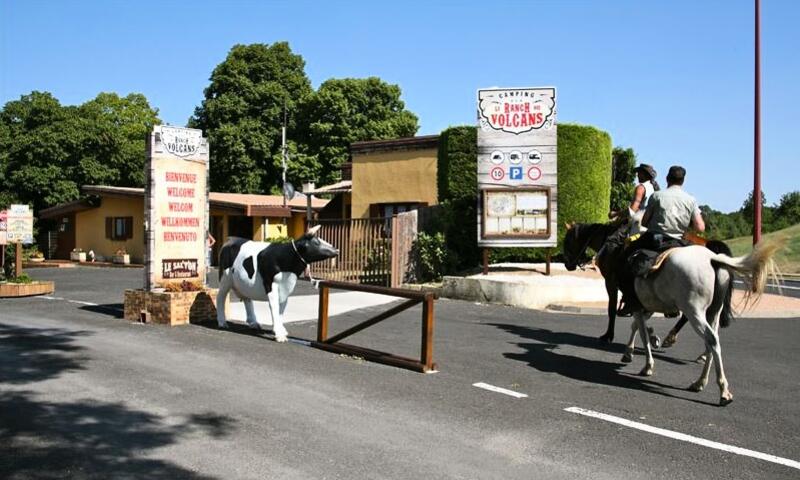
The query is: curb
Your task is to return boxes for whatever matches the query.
[545,303,800,319]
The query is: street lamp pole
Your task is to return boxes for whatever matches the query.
[753,0,762,245]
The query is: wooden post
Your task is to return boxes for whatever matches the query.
[317,284,329,342]
[421,294,435,370]
[15,243,22,278]
[545,252,551,276]
[482,248,490,275]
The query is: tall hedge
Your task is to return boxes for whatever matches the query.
[437,126,480,269]
[436,123,611,267]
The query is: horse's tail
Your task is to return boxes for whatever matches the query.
[706,240,734,328]
[709,240,783,310]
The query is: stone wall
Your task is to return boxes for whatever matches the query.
[124,288,218,326]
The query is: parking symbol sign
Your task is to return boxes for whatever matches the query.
[509,166,523,180]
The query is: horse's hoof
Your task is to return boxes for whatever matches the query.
[275,335,288,343]
[247,323,262,331]
[650,335,662,349]
[695,354,708,364]
[639,366,654,377]
[217,323,229,329]
[688,381,704,393]
[621,352,633,363]
[662,334,677,348]
[719,394,734,407]
[599,333,613,344]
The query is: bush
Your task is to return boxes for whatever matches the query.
[411,232,454,282]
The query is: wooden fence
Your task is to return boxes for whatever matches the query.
[309,211,418,287]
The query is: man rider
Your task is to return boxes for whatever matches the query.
[617,165,705,316]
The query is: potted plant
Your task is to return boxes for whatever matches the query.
[29,250,45,263]
[70,248,87,262]
[113,247,130,265]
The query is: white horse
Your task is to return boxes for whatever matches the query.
[622,242,779,406]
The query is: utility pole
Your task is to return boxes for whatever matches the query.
[282,102,288,209]
[753,0,762,245]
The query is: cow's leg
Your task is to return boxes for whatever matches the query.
[216,272,232,328]
[267,284,288,342]
[243,299,260,330]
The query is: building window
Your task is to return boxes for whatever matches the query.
[105,217,133,240]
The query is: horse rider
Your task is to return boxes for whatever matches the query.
[599,164,660,270]
[628,163,660,234]
[617,165,706,316]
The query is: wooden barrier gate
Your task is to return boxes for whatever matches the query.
[312,280,437,373]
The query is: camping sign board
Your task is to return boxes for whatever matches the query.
[476,87,557,248]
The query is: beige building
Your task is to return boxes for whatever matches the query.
[314,135,439,219]
[40,185,327,264]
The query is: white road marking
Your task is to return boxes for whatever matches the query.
[565,407,800,471]
[472,382,528,398]
[67,300,99,306]
[734,280,799,291]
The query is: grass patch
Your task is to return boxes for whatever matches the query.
[726,223,800,274]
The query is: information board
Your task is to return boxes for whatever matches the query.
[477,87,557,247]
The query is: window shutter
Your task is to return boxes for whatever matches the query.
[105,217,112,239]
[125,217,133,239]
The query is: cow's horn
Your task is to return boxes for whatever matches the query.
[307,225,321,236]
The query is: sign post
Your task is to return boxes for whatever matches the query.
[144,126,210,291]
[476,87,558,273]
[1,205,34,277]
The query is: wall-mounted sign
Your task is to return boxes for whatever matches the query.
[477,87,557,247]
[145,126,209,290]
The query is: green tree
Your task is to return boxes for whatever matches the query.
[296,77,419,185]
[0,91,159,213]
[189,42,313,193]
[78,92,160,187]
[609,146,636,213]
[775,191,800,227]
[740,190,775,232]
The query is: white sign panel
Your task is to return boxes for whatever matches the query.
[4,204,34,244]
[145,126,209,291]
[477,87,557,247]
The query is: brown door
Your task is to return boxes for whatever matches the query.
[54,214,76,260]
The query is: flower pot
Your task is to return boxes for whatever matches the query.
[70,252,86,262]
[29,257,45,263]
[113,254,130,265]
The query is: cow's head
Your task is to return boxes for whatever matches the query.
[296,225,339,263]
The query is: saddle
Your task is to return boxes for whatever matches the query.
[626,233,691,278]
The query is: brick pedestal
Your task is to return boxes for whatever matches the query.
[124,288,218,326]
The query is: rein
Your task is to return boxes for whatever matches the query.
[291,240,321,288]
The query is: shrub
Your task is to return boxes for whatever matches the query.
[411,232,453,282]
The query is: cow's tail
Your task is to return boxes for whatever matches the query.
[710,240,783,311]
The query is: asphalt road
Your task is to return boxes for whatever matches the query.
[2,267,799,479]
[737,278,800,299]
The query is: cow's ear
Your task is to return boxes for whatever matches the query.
[307,225,321,237]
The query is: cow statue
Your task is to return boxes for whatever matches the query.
[216,225,338,342]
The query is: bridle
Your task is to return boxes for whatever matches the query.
[565,225,596,270]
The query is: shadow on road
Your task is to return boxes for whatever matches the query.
[489,323,716,406]
[79,303,125,318]
[0,322,236,479]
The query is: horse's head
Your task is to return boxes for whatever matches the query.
[562,222,582,271]
[295,225,339,263]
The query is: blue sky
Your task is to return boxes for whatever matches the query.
[1,0,797,212]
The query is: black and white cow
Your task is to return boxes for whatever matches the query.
[216,225,338,341]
